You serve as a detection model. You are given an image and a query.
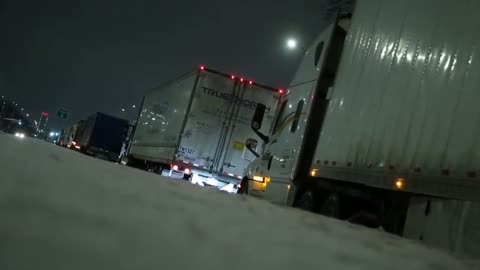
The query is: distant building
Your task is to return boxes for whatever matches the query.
[37,112,49,133]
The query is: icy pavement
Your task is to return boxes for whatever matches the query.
[0,133,473,270]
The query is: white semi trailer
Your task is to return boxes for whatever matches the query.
[241,0,480,258]
[127,66,281,192]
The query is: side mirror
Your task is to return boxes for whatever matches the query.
[251,103,269,143]
[251,103,266,131]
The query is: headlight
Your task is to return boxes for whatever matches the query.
[15,132,25,138]
[253,176,265,182]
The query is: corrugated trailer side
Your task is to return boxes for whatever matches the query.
[311,0,480,201]
[129,71,198,164]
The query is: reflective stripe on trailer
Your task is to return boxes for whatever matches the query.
[223,171,242,180]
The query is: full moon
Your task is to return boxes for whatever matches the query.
[286,38,297,49]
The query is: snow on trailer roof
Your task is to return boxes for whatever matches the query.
[0,133,472,270]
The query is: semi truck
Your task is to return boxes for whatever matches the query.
[126,66,281,192]
[59,123,81,148]
[75,113,129,161]
[240,0,480,258]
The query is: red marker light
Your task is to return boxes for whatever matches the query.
[240,78,244,82]
[231,75,235,80]
[249,80,253,85]
[41,112,49,116]
[199,65,205,70]
[278,89,284,94]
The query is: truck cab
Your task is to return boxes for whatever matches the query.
[241,0,480,259]
[241,18,348,205]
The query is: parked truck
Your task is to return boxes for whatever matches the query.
[59,123,80,148]
[126,66,281,192]
[240,0,480,258]
[75,113,129,161]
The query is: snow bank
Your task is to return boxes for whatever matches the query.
[0,133,472,269]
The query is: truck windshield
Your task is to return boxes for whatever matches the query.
[272,100,289,135]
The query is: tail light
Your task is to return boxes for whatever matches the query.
[184,168,191,174]
[172,165,179,171]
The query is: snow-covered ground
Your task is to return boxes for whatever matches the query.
[0,133,474,270]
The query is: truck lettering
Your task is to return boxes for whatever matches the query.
[201,87,271,112]
[178,146,195,155]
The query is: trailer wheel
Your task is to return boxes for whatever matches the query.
[380,195,408,235]
[149,163,163,175]
[295,189,316,212]
[126,156,143,169]
[320,193,341,218]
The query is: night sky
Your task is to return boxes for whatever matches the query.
[0,0,348,129]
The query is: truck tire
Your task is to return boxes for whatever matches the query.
[148,163,163,174]
[320,193,341,218]
[127,156,144,169]
[380,196,408,235]
[294,189,317,212]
